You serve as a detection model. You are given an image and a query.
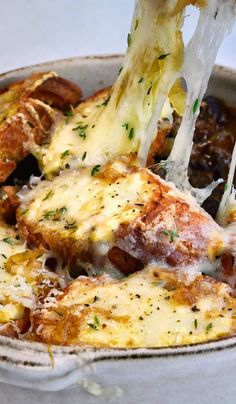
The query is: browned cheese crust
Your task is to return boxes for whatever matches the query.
[28,267,236,347]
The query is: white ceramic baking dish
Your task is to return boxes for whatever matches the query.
[0,55,235,404]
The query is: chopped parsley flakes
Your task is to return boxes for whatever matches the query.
[91,165,101,176]
[206,323,213,333]
[87,315,100,330]
[43,190,54,201]
[158,53,171,60]
[81,151,87,161]
[64,220,77,231]
[122,123,129,130]
[129,127,135,140]
[193,98,199,114]
[43,206,67,220]
[2,237,14,245]
[73,122,88,139]
[61,150,70,160]
[64,109,73,117]
[127,33,131,47]
[101,95,111,107]
[118,66,123,75]
[224,182,229,192]
[161,229,180,242]
[147,85,152,95]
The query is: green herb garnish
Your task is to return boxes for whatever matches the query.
[194,319,198,330]
[43,190,54,201]
[193,98,199,113]
[81,151,87,161]
[122,123,129,130]
[101,96,111,107]
[127,33,131,47]
[61,150,70,160]
[19,209,29,217]
[91,165,101,176]
[73,122,88,139]
[64,220,77,230]
[43,210,55,220]
[43,206,67,220]
[3,237,14,245]
[87,315,100,330]
[161,229,180,242]
[206,323,213,333]
[158,53,171,60]
[129,127,135,140]
[118,66,123,75]
[224,182,229,192]
[64,109,73,117]
[58,207,67,215]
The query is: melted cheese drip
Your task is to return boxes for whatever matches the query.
[217,143,236,227]
[166,0,236,202]
[36,0,235,209]
[37,0,188,177]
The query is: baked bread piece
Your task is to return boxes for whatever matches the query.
[0,72,82,182]
[17,158,225,277]
[29,265,236,347]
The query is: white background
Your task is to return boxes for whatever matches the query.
[0,0,235,74]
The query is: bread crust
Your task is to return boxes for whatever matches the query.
[0,72,82,182]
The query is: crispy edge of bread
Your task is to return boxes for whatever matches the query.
[0,72,82,182]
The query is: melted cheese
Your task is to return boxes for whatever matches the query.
[0,224,26,269]
[36,0,188,177]
[165,0,236,202]
[0,225,28,323]
[37,91,175,178]
[217,143,236,227]
[0,223,62,324]
[35,0,235,194]
[19,163,153,246]
[31,266,236,347]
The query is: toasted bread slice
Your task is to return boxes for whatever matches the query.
[17,158,224,277]
[0,185,20,223]
[36,86,174,178]
[29,265,236,347]
[36,87,113,177]
[0,72,82,182]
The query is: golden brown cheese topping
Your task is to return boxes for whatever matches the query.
[29,266,236,347]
